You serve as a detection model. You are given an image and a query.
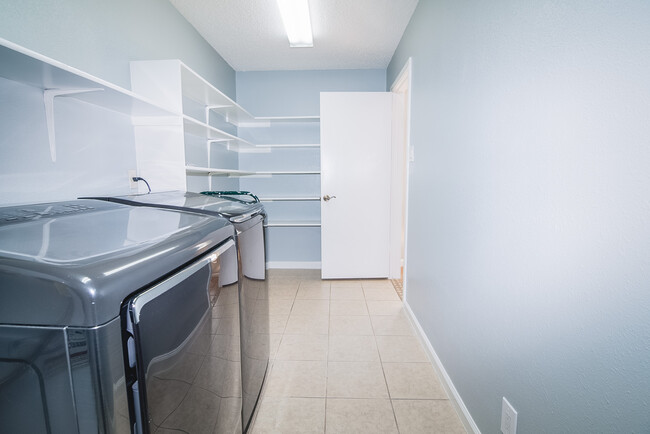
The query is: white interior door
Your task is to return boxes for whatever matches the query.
[320,92,393,279]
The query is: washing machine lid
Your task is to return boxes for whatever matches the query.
[0,199,234,327]
[96,191,265,221]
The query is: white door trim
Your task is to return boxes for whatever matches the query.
[389,58,413,297]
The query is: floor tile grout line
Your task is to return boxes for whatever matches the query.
[364,281,403,432]
[375,313,404,434]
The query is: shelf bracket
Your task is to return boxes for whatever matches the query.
[207,138,236,153]
[205,104,233,125]
[44,88,103,162]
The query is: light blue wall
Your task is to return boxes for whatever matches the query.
[237,69,386,263]
[236,69,386,116]
[388,1,650,432]
[0,77,138,204]
[0,0,235,97]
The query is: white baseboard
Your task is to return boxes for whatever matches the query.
[403,301,481,434]
[265,261,321,269]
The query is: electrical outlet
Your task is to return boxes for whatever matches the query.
[501,397,518,434]
[128,170,138,189]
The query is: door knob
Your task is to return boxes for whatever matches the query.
[323,194,337,201]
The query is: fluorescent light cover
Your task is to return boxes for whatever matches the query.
[277,0,313,47]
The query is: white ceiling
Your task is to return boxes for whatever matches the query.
[169,0,419,71]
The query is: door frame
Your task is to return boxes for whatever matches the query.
[389,58,413,297]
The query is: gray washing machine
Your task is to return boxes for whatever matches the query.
[88,191,269,433]
[0,199,240,433]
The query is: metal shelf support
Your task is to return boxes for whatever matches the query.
[43,88,102,161]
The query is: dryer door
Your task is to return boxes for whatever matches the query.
[124,239,241,434]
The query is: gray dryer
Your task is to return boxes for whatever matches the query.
[88,191,269,433]
[0,199,239,433]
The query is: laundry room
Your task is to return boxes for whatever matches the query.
[1,1,649,433]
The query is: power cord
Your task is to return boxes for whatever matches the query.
[131,177,151,194]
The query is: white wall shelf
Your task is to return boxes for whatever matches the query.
[181,62,322,127]
[186,167,320,177]
[237,109,321,267]
[254,144,320,149]
[131,59,323,194]
[182,116,258,151]
[178,62,322,127]
[185,166,319,177]
[0,39,175,118]
[255,170,320,175]
[185,166,255,177]
[183,119,318,153]
[180,62,256,126]
[240,116,320,127]
[264,221,321,227]
[130,60,323,265]
[1,39,176,164]
[254,116,320,122]
[259,197,321,202]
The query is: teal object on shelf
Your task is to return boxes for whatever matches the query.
[201,190,260,204]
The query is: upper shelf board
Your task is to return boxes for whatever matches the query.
[180,63,255,125]
[182,116,256,149]
[259,197,321,201]
[0,39,175,117]
[179,63,319,126]
[185,166,256,177]
[238,116,320,127]
[185,166,320,177]
[254,144,320,148]
[264,221,321,227]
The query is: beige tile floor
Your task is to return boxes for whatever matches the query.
[249,269,466,434]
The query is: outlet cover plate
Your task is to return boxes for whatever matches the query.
[501,397,517,434]
[128,170,138,189]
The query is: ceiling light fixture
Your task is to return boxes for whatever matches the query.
[276,0,314,48]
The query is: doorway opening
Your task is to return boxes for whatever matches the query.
[389,58,412,299]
